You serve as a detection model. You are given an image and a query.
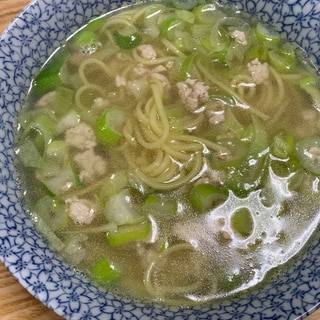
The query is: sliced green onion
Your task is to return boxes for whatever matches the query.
[143,4,165,37]
[72,29,101,55]
[270,159,291,177]
[224,105,244,137]
[268,43,296,73]
[211,139,249,169]
[17,140,45,169]
[174,30,196,53]
[102,170,129,199]
[21,111,57,155]
[54,86,74,115]
[95,107,125,147]
[86,16,106,32]
[142,194,177,218]
[299,76,320,109]
[114,30,142,49]
[176,9,195,24]
[160,18,187,41]
[231,207,254,237]
[249,116,269,154]
[271,132,295,159]
[107,220,151,247]
[255,22,281,45]
[295,136,320,175]
[143,194,161,205]
[144,4,165,21]
[37,164,77,195]
[34,195,68,231]
[193,3,224,24]
[245,45,268,62]
[210,26,231,53]
[33,53,67,95]
[226,117,269,195]
[35,141,77,195]
[189,183,228,213]
[30,213,65,251]
[104,189,144,226]
[91,257,120,285]
[179,53,197,80]
[300,75,317,87]
[73,30,99,46]
[226,152,269,196]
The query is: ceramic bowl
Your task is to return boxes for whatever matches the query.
[0,0,320,319]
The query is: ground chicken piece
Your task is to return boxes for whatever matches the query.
[247,58,269,85]
[66,197,95,224]
[65,123,97,151]
[176,78,209,111]
[115,75,127,87]
[73,148,106,183]
[132,63,171,91]
[133,63,148,76]
[137,44,157,60]
[230,30,247,45]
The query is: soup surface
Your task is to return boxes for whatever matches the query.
[15,1,320,305]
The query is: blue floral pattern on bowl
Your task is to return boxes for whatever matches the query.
[0,0,320,319]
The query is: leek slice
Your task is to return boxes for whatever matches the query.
[91,257,120,285]
[104,189,144,225]
[107,220,151,247]
[30,213,65,251]
[17,140,45,169]
[86,16,106,32]
[231,207,254,238]
[268,43,296,73]
[189,183,228,213]
[114,30,142,49]
[295,136,320,175]
[95,107,125,147]
[255,22,281,45]
[33,53,67,95]
[271,132,295,159]
[35,141,77,195]
[299,76,320,109]
[34,195,68,231]
[193,3,224,24]
[160,18,187,41]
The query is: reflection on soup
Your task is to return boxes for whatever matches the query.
[15,1,320,305]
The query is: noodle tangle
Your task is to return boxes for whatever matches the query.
[123,79,222,190]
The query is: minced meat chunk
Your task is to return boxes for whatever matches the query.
[230,30,247,45]
[66,197,95,224]
[137,44,157,60]
[73,148,107,183]
[176,78,209,111]
[65,123,97,151]
[247,58,269,85]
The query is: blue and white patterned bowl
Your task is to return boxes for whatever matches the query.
[1,0,320,319]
